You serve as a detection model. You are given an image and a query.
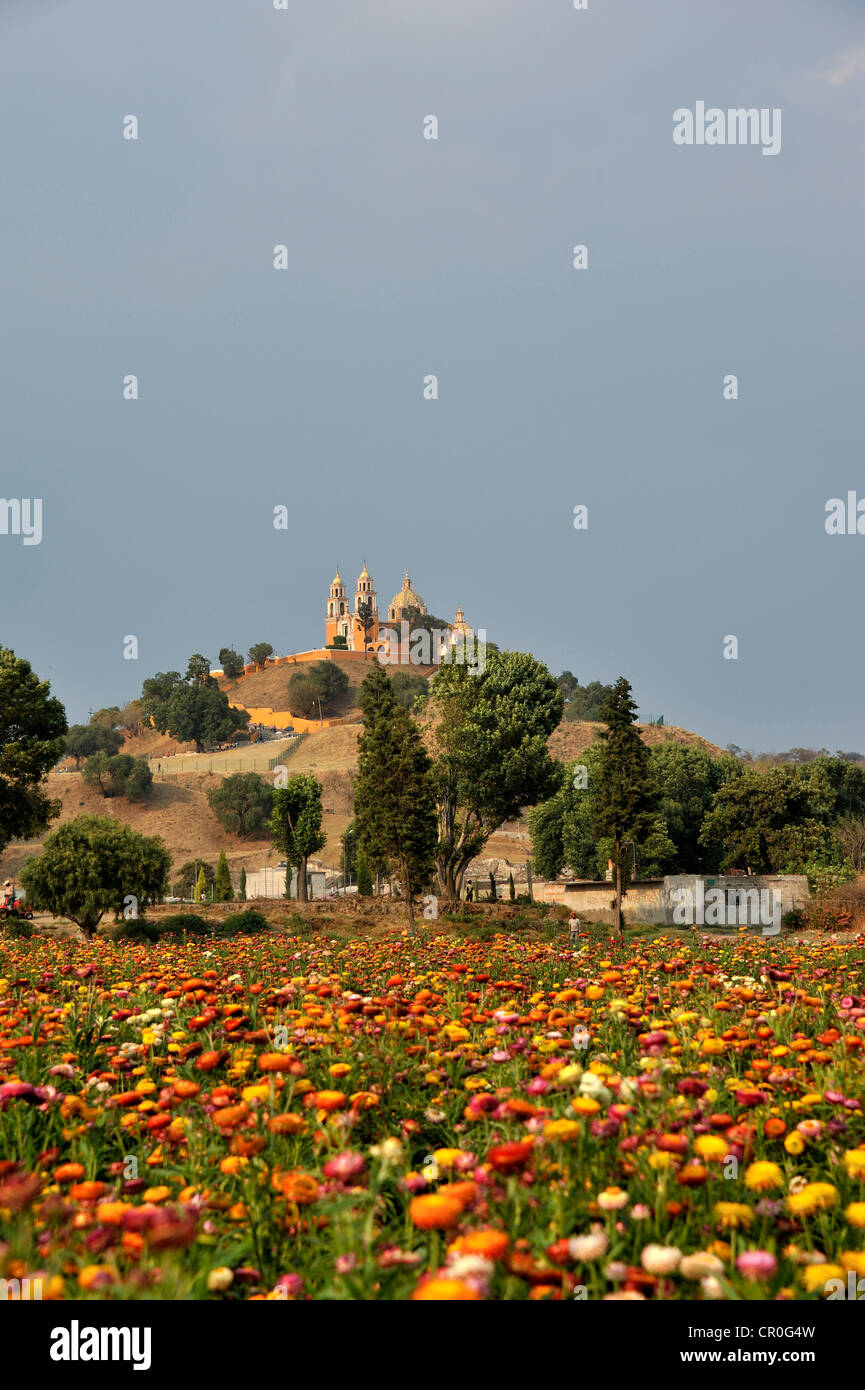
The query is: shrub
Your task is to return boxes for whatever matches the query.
[781,908,805,933]
[2,918,33,940]
[106,919,159,943]
[157,913,212,938]
[213,908,269,938]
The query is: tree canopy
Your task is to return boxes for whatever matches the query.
[207,773,274,837]
[354,659,437,925]
[65,722,124,769]
[141,661,248,753]
[82,752,153,802]
[270,774,326,903]
[21,815,169,937]
[426,649,563,899]
[0,648,68,853]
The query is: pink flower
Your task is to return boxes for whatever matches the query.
[526,1077,550,1096]
[322,1152,366,1182]
[736,1251,777,1281]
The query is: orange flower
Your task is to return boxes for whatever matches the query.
[267,1113,306,1136]
[53,1163,85,1183]
[258,1053,297,1073]
[437,1181,477,1209]
[78,1264,115,1290]
[677,1164,709,1187]
[455,1229,509,1260]
[280,1172,319,1206]
[69,1181,108,1202]
[304,1090,346,1112]
[411,1278,482,1300]
[172,1080,200,1099]
[487,1140,534,1174]
[409,1194,464,1230]
[212,1103,250,1130]
[196,1051,228,1072]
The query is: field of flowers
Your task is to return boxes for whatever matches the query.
[1,926,864,1301]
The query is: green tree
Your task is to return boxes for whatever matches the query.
[355,847,373,897]
[83,752,152,801]
[214,850,234,902]
[563,680,617,723]
[593,677,658,937]
[651,744,742,873]
[700,766,825,874]
[65,723,123,769]
[248,643,274,671]
[340,822,358,879]
[356,598,376,656]
[91,706,122,729]
[270,774,326,904]
[164,680,248,753]
[207,773,273,836]
[286,663,349,720]
[508,871,515,902]
[0,649,68,853]
[140,671,184,730]
[286,674,322,720]
[238,866,247,901]
[20,815,169,938]
[195,866,207,903]
[173,861,215,899]
[389,670,429,711]
[427,650,563,900]
[219,648,245,680]
[186,653,211,685]
[354,659,437,927]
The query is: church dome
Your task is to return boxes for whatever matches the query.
[390,571,426,614]
[331,567,344,587]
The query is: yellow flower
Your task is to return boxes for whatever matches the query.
[432,1148,464,1169]
[802,1264,843,1294]
[844,1202,865,1228]
[784,1132,806,1156]
[695,1135,730,1162]
[328,1063,352,1078]
[743,1161,783,1192]
[557,1064,582,1084]
[714,1202,753,1230]
[571,1096,601,1116]
[543,1118,580,1142]
[841,1251,865,1275]
[787,1183,838,1217]
[242,1083,272,1104]
[649,1151,677,1171]
[843,1149,865,1179]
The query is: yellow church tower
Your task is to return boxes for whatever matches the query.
[325,564,379,651]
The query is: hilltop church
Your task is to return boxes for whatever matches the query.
[324,565,473,658]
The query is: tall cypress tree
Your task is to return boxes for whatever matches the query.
[214,849,233,902]
[593,677,658,938]
[354,658,437,928]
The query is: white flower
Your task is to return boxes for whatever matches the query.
[701,1275,725,1299]
[641,1244,682,1275]
[447,1254,495,1283]
[597,1188,628,1212]
[680,1251,724,1280]
[568,1229,608,1261]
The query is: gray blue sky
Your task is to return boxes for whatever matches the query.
[1,0,863,751]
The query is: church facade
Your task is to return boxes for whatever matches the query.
[324,565,473,658]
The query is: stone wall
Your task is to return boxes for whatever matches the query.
[536,873,810,928]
